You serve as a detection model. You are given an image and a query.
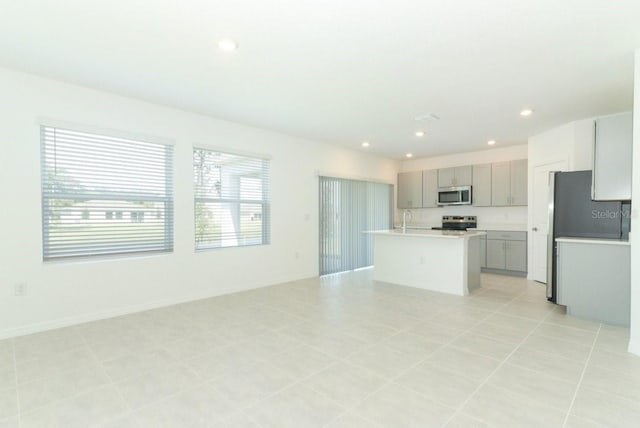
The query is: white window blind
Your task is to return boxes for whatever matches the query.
[41,126,174,260]
[319,177,392,275]
[193,148,270,249]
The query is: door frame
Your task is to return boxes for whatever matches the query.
[528,158,569,282]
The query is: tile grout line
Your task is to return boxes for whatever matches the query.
[15,330,139,427]
[216,304,463,428]
[314,292,515,428]
[95,319,297,426]
[90,328,274,427]
[104,320,332,427]
[81,333,141,427]
[12,338,22,428]
[7,273,557,428]
[561,323,602,428]
[22,323,233,426]
[336,276,546,428]
[439,286,553,427]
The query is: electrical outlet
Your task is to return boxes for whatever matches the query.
[14,282,27,296]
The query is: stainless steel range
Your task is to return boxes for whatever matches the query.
[431,215,477,231]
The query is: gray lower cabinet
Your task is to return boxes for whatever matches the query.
[422,169,438,208]
[397,171,423,208]
[484,231,527,274]
[557,240,630,326]
[479,234,487,268]
[505,240,526,271]
[486,239,506,269]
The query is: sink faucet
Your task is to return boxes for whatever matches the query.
[402,209,412,232]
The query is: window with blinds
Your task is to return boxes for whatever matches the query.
[40,126,174,260]
[193,148,270,249]
[319,177,392,275]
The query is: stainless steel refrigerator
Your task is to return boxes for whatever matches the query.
[547,170,630,302]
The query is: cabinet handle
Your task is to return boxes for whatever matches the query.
[532,227,538,232]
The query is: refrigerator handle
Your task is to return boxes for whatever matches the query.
[591,120,597,200]
[546,172,556,299]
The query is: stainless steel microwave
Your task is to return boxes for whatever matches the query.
[437,186,472,206]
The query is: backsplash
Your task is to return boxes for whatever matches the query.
[395,205,528,228]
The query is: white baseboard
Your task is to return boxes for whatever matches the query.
[628,339,640,356]
[0,272,315,340]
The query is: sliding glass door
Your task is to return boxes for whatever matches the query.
[319,176,393,275]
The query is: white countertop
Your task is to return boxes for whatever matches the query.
[369,229,486,239]
[556,237,630,246]
[470,223,528,232]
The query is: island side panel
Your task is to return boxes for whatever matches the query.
[466,236,481,293]
[372,234,467,295]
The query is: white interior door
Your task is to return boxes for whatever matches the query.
[531,160,568,282]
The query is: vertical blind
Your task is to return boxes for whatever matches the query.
[193,148,270,249]
[41,126,174,260]
[319,176,392,275]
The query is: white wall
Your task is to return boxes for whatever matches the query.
[527,119,595,174]
[629,49,640,356]
[0,67,399,339]
[401,144,528,172]
[397,145,529,228]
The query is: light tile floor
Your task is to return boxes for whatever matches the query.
[1,271,639,427]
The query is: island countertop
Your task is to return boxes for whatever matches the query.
[367,229,486,239]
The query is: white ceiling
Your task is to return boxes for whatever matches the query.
[1,1,639,159]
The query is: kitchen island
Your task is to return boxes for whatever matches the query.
[369,229,486,296]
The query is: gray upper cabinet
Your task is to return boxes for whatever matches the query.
[491,160,527,206]
[510,159,528,205]
[438,166,472,187]
[455,166,472,186]
[438,167,456,187]
[472,164,492,206]
[491,162,511,206]
[397,171,423,208]
[592,112,633,201]
[422,169,438,208]
[400,160,527,208]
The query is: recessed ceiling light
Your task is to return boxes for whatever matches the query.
[520,109,534,117]
[217,38,238,52]
[487,140,496,146]
[415,131,425,137]
[361,141,370,147]
[406,153,413,158]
